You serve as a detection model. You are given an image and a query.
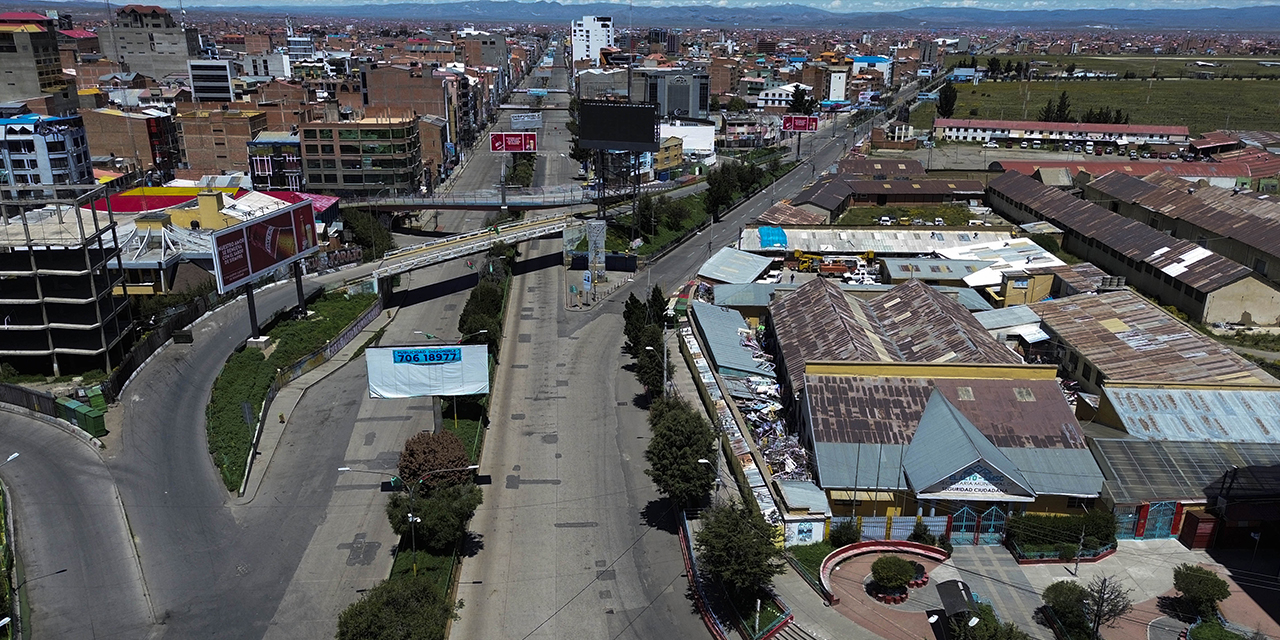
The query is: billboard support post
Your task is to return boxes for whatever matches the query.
[292,261,306,314]
[246,284,260,339]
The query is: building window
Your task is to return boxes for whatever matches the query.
[303,130,317,139]
[1066,497,1096,510]
[304,144,319,154]
[1254,259,1268,276]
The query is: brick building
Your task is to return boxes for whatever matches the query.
[81,107,179,176]
[299,115,422,196]
[175,109,267,175]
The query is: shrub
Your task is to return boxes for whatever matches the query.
[1056,543,1079,561]
[1042,580,1090,633]
[398,431,473,490]
[871,555,915,591]
[938,535,954,555]
[1190,621,1246,640]
[908,520,938,546]
[829,519,861,547]
[1006,511,1116,549]
[1174,564,1231,618]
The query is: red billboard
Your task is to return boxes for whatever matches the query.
[489,132,538,152]
[212,200,320,293]
[782,115,819,132]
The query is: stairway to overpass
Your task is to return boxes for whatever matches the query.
[366,211,579,280]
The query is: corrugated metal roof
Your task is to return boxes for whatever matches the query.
[792,175,851,212]
[696,246,776,284]
[740,226,1012,255]
[1023,262,1112,295]
[866,280,1023,365]
[777,480,832,514]
[689,301,776,379]
[935,117,1189,137]
[881,258,994,278]
[1104,386,1280,443]
[1087,171,1280,261]
[1031,290,1278,385]
[992,160,1254,180]
[936,237,1065,288]
[845,179,986,196]
[1001,448,1103,497]
[903,391,1033,495]
[974,305,1042,331]
[804,375,1085,448]
[813,442,907,490]
[757,202,826,226]
[989,171,1253,292]
[714,282,993,312]
[837,158,926,177]
[1092,438,1280,504]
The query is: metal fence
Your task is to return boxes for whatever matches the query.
[101,291,220,403]
[0,383,58,419]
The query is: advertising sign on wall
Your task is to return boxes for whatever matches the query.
[211,201,319,293]
[365,345,491,398]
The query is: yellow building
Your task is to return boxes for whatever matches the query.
[654,136,683,175]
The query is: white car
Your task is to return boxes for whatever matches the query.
[983,141,999,148]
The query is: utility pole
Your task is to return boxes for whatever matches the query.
[1073,521,1085,576]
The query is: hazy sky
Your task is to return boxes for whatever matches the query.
[92,0,1271,11]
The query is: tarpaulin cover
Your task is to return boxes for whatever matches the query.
[758,226,788,248]
[365,345,490,398]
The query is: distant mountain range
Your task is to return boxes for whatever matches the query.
[14,1,1280,30]
[191,2,1280,30]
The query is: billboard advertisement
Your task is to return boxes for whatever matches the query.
[782,115,819,132]
[578,101,659,152]
[212,201,319,293]
[489,132,538,152]
[365,345,491,398]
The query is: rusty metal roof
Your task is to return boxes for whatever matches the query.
[1088,171,1280,260]
[1030,290,1279,385]
[1212,148,1280,177]
[845,179,986,196]
[989,171,1253,292]
[803,374,1085,448]
[792,175,851,212]
[935,117,1189,137]
[837,158,926,177]
[769,278,1020,395]
[756,201,827,226]
[867,280,1023,365]
[1023,262,1112,295]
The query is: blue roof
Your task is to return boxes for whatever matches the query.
[813,442,907,491]
[1104,387,1280,444]
[689,301,776,379]
[0,112,79,125]
[758,226,787,249]
[853,56,889,63]
[903,391,1034,499]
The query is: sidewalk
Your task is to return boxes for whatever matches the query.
[236,311,392,504]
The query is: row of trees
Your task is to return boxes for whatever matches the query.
[337,429,485,640]
[705,161,771,223]
[709,95,751,113]
[632,194,695,240]
[505,152,536,187]
[456,241,518,355]
[1037,91,1131,124]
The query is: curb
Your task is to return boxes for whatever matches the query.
[0,402,103,451]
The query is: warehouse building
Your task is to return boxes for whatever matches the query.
[988,171,1280,325]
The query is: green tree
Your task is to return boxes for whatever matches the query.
[787,86,818,115]
[1054,90,1073,123]
[907,520,939,546]
[636,344,671,395]
[341,209,394,260]
[644,398,716,504]
[1038,98,1057,122]
[693,502,787,599]
[710,95,722,111]
[646,284,667,326]
[1065,62,1077,76]
[727,96,749,112]
[336,573,460,640]
[386,484,484,551]
[987,57,1002,76]
[952,603,1032,640]
[704,166,734,222]
[1042,579,1091,637]
[1173,564,1232,618]
[937,82,958,119]
[398,431,473,490]
[870,555,915,591]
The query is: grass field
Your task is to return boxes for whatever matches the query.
[978,54,1280,81]
[911,78,1280,135]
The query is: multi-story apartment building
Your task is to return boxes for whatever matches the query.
[403,39,459,66]
[247,131,302,191]
[81,107,179,177]
[457,30,509,68]
[175,109,267,175]
[299,116,421,196]
[187,59,235,103]
[571,16,613,67]
[98,5,200,81]
[0,15,77,115]
[631,69,711,118]
[0,107,94,213]
[245,51,290,78]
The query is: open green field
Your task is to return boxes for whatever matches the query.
[911,78,1280,136]
[981,54,1280,81]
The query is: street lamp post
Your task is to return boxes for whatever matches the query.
[12,567,66,637]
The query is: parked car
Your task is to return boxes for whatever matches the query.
[1032,141,1042,149]
[912,218,925,226]
[983,141,999,148]
[934,217,945,226]
[1129,151,1138,158]
[1020,141,1029,148]
[879,216,894,226]
[1073,145,1083,153]
[1105,146,1114,155]
[1006,141,1014,148]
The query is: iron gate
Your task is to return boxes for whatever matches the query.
[979,505,1007,545]
[953,507,978,545]
[1144,501,1177,539]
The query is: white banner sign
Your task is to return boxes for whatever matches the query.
[365,345,490,398]
[510,112,543,130]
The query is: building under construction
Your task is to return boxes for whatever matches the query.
[0,186,135,376]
